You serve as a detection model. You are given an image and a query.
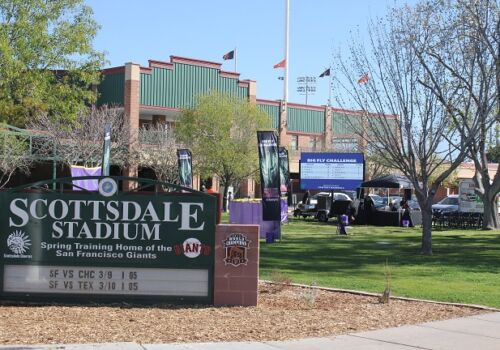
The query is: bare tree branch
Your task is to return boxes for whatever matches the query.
[31,105,138,169]
[410,0,499,229]
[334,3,478,254]
[138,124,180,184]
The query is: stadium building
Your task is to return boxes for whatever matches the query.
[96,55,394,197]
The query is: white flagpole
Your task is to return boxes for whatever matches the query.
[234,47,237,72]
[284,0,289,108]
[328,67,332,107]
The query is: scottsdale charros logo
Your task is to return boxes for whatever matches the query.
[5,230,32,258]
[223,233,250,267]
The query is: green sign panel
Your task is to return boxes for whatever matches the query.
[0,177,216,304]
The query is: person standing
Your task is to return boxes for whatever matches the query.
[400,199,411,226]
[302,190,310,205]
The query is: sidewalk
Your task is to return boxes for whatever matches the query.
[1,312,499,350]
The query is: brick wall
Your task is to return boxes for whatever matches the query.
[238,179,256,198]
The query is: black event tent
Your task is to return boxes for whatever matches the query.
[360,174,414,189]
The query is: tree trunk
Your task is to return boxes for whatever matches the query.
[420,206,433,255]
[482,194,499,230]
[222,185,229,212]
[221,176,231,212]
[476,176,499,230]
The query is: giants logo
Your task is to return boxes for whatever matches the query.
[174,238,211,258]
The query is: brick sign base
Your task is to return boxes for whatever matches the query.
[214,224,259,306]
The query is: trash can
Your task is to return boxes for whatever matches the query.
[266,232,275,243]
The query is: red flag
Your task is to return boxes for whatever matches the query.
[273,59,286,69]
[357,73,369,84]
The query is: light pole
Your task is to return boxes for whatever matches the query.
[296,76,316,105]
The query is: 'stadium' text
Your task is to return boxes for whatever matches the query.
[8,198,206,240]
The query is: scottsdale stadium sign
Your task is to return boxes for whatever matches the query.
[0,177,216,304]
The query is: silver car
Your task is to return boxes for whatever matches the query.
[432,195,459,214]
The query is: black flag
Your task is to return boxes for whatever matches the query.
[319,68,330,78]
[177,149,193,188]
[257,131,280,221]
[223,50,235,60]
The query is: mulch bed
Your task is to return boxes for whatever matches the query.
[0,283,487,345]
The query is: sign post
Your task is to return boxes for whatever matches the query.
[101,124,112,177]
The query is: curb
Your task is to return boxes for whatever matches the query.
[260,280,500,312]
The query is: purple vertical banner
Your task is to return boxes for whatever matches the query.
[257,131,280,221]
[279,147,290,196]
[177,149,193,188]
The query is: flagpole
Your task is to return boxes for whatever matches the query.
[234,47,237,72]
[328,66,332,107]
[284,0,289,110]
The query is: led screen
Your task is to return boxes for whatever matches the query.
[300,152,364,190]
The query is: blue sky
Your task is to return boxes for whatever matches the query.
[85,0,412,107]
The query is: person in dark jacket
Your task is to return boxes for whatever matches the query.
[302,190,310,205]
[400,199,411,226]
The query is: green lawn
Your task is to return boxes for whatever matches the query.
[255,217,500,308]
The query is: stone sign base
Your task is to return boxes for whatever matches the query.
[214,224,259,307]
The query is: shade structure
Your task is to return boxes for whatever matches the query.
[360,174,414,189]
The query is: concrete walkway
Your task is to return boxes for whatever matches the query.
[1,312,499,350]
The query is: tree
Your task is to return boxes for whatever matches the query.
[32,106,137,169]
[407,0,499,229]
[0,124,33,188]
[138,124,181,184]
[334,6,478,254]
[329,133,393,179]
[176,91,271,210]
[487,144,500,163]
[0,0,105,126]
[365,147,394,180]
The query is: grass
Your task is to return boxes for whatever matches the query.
[254,217,500,308]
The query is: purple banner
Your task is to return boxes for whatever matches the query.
[228,200,288,239]
[70,166,102,191]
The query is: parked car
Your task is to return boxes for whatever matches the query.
[360,195,421,212]
[432,195,459,214]
[368,194,387,210]
[368,194,384,207]
[391,197,421,211]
